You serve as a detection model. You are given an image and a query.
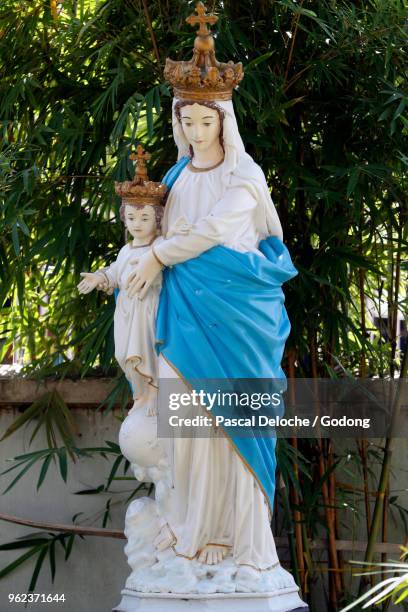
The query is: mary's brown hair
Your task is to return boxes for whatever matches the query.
[174,100,225,157]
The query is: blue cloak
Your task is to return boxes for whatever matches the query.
[156,158,298,510]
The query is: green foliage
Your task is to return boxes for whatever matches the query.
[0,390,78,454]
[340,547,408,610]
[0,0,407,607]
[0,0,407,376]
[0,531,77,591]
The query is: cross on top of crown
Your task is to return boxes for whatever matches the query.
[130,145,151,182]
[130,144,151,166]
[186,2,218,37]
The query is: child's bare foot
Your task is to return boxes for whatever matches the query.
[154,524,176,551]
[146,396,158,417]
[145,386,158,416]
[198,544,228,565]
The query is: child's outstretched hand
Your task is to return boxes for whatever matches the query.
[77,272,101,294]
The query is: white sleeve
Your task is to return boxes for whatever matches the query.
[95,256,120,293]
[153,187,257,267]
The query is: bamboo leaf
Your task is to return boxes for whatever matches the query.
[106,454,124,491]
[347,167,360,197]
[0,544,45,580]
[58,447,68,483]
[36,454,53,491]
[2,456,42,494]
[0,538,48,551]
[11,224,20,256]
[145,88,155,138]
[28,545,48,593]
[64,534,75,561]
[102,498,111,528]
[49,539,56,583]
[0,394,51,442]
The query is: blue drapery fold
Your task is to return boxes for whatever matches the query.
[155,236,298,509]
[162,155,190,189]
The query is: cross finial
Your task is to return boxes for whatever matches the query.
[186,2,218,37]
[130,145,151,183]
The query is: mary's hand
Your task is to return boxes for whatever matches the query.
[126,250,162,300]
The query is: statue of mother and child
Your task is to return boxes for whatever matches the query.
[78,3,307,610]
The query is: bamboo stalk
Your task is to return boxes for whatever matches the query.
[358,347,407,596]
[287,347,306,591]
[0,513,125,538]
[280,477,302,589]
[357,443,374,590]
[50,0,58,20]
[289,437,306,588]
[387,220,395,377]
[381,482,389,585]
[284,0,304,85]
[329,443,345,592]
[356,244,375,587]
[358,439,372,537]
[320,439,341,605]
[381,214,402,599]
[141,0,161,65]
[390,219,402,369]
[357,251,367,380]
[310,332,340,609]
[301,520,315,602]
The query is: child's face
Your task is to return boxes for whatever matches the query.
[124,205,157,241]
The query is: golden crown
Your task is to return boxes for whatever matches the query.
[114,145,167,206]
[164,2,244,102]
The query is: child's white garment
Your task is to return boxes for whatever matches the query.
[98,237,162,399]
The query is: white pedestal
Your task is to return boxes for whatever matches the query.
[113,589,308,612]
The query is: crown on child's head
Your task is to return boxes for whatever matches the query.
[164,2,244,102]
[114,145,167,206]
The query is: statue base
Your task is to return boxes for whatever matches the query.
[113,589,308,611]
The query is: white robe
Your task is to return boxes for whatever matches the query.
[101,239,162,398]
[154,161,280,569]
[155,161,264,266]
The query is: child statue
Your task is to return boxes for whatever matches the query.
[77,146,166,416]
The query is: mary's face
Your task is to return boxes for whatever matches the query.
[179,103,221,153]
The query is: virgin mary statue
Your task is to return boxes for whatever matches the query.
[116,3,306,610]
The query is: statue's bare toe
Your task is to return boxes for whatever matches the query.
[198,545,228,565]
